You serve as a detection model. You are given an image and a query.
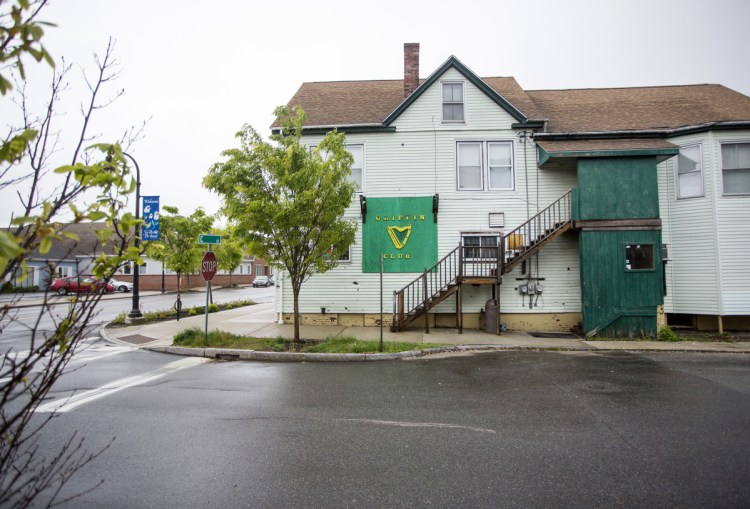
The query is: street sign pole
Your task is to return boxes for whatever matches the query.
[200,246,218,345]
[205,245,211,345]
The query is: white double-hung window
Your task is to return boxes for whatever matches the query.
[442,82,464,123]
[721,142,750,195]
[311,144,364,193]
[457,141,514,191]
[347,145,363,192]
[676,144,703,199]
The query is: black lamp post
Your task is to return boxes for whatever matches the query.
[123,151,143,319]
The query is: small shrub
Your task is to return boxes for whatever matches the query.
[144,309,176,321]
[110,312,127,325]
[208,303,219,313]
[188,307,200,316]
[0,282,40,293]
[659,325,680,342]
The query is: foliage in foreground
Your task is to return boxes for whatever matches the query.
[1,2,147,506]
[204,105,357,342]
[173,329,442,353]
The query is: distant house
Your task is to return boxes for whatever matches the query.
[5,222,274,291]
[270,43,750,336]
[123,254,272,291]
[5,222,116,290]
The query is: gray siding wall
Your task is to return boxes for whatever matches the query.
[278,68,580,316]
[659,130,750,316]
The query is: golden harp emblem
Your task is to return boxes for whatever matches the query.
[387,225,412,250]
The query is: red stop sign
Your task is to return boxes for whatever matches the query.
[201,251,218,281]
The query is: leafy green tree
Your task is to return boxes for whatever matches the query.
[204,106,356,341]
[214,227,244,284]
[0,1,143,506]
[149,206,213,299]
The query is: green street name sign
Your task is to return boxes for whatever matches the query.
[198,234,222,245]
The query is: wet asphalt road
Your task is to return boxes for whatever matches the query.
[0,286,273,353]
[28,349,750,508]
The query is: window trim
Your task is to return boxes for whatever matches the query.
[456,140,515,192]
[461,232,500,261]
[457,141,483,191]
[720,141,750,197]
[487,141,515,191]
[338,246,352,264]
[675,143,704,199]
[441,81,465,124]
[347,143,365,194]
[624,243,655,272]
[309,143,365,194]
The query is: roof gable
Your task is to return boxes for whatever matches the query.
[382,56,528,126]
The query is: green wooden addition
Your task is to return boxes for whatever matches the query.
[575,156,665,338]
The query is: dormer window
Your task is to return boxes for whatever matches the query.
[442,82,464,123]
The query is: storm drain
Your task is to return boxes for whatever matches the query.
[215,353,240,361]
[118,334,159,345]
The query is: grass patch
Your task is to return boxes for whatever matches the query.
[172,330,443,354]
[174,328,272,349]
[303,336,443,353]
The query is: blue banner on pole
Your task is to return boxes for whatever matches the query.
[142,196,160,241]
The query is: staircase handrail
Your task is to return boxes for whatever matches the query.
[392,246,460,331]
[503,188,574,270]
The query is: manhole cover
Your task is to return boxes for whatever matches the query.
[528,332,580,339]
[118,334,158,345]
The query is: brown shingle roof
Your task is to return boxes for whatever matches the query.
[536,138,679,154]
[528,84,750,133]
[482,77,545,120]
[276,76,542,128]
[279,80,407,128]
[276,72,750,135]
[8,223,119,260]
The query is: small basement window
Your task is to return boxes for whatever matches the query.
[625,244,654,271]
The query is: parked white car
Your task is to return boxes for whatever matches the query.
[108,278,134,293]
[252,276,270,288]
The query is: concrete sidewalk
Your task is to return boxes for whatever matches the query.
[100,302,750,360]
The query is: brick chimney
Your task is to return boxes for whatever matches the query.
[403,43,420,98]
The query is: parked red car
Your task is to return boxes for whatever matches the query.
[50,276,114,295]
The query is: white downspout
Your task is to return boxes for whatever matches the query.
[276,267,284,324]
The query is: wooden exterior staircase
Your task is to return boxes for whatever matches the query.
[391,189,574,332]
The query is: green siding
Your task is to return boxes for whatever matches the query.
[580,230,663,338]
[577,157,659,220]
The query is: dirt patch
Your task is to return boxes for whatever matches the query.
[674,329,750,342]
[529,332,581,339]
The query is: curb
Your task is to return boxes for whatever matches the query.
[100,323,750,362]
[144,345,431,362]
[140,343,601,362]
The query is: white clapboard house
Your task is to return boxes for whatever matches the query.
[269,43,750,337]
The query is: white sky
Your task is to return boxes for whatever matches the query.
[3,0,749,224]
